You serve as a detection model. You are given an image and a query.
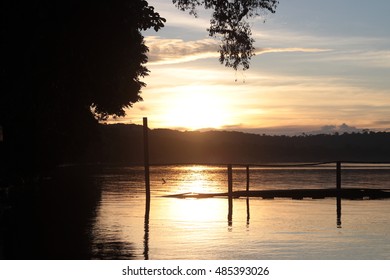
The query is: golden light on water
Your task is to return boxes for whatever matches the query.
[163,198,226,223]
[172,165,224,194]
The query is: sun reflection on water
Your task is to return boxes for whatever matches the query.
[158,198,226,223]
[168,165,225,194]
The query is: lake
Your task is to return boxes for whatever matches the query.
[90,164,390,260]
[1,164,390,259]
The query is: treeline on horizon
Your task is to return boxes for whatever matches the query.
[81,124,390,164]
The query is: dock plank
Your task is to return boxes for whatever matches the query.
[163,188,390,200]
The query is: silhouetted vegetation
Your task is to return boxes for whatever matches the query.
[174,0,279,70]
[85,124,390,164]
[0,0,278,182]
[1,1,165,181]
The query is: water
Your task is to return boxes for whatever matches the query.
[2,164,390,259]
[89,164,390,259]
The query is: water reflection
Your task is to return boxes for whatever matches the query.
[228,195,342,231]
[246,197,250,227]
[92,241,135,259]
[228,195,233,227]
[143,199,150,260]
[2,166,103,259]
[227,198,250,228]
[337,196,342,228]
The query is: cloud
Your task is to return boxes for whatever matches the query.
[317,123,362,134]
[318,125,337,134]
[146,36,331,66]
[325,49,390,69]
[372,120,390,126]
[145,36,219,65]
[138,106,148,112]
[254,47,331,55]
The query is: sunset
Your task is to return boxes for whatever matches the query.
[157,84,233,130]
[1,0,390,277]
[112,0,390,134]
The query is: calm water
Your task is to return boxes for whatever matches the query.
[3,164,389,259]
[88,165,390,260]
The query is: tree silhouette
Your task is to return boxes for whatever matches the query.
[1,1,165,178]
[0,0,278,179]
[173,0,279,70]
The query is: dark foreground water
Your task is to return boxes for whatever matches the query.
[1,164,390,259]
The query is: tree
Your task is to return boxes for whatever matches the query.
[1,0,166,178]
[0,0,277,179]
[173,0,279,70]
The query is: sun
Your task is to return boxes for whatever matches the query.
[162,85,230,130]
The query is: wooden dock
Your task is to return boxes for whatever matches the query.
[164,188,390,200]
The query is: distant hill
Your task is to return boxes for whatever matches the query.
[82,124,390,164]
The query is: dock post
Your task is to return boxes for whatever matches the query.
[246,165,250,193]
[245,165,250,225]
[336,161,341,190]
[143,119,150,260]
[336,161,342,228]
[227,164,233,225]
[143,117,151,209]
[228,164,233,196]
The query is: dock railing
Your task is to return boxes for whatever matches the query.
[225,161,390,200]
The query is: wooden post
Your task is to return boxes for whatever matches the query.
[246,165,250,225]
[246,165,250,193]
[336,161,342,228]
[336,161,341,190]
[227,164,233,225]
[228,164,233,197]
[142,117,151,260]
[143,118,151,205]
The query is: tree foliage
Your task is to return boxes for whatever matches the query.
[1,0,165,176]
[0,0,278,178]
[173,0,279,70]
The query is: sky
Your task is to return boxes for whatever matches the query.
[111,0,390,135]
